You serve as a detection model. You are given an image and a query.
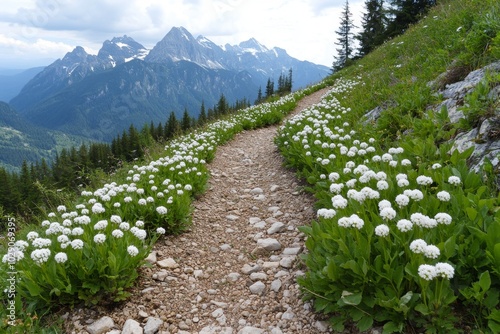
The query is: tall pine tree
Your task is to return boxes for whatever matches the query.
[357,0,387,56]
[385,0,436,38]
[333,0,356,70]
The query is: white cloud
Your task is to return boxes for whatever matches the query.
[0,0,366,68]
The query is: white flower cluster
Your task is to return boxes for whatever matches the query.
[418,262,454,280]
[338,214,364,229]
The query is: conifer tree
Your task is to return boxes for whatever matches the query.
[198,100,207,126]
[385,0,436,38]
[165,111,179,139]
[256,86,263,104]
[333,0,356,70]
[181,108,192,132]
[265,78,274,98]
[357,0,387,56]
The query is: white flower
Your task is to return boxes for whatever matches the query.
[448,176,461,185]
[54,252,68,263]
[26,231,39,241]
[410,213,436,228]
[71,227,84,236]
[317,208,336,219]
[346,179,357,188]
[124,196,133,203]
[57,235,69,243]
[424,245,440,259]
[372,155,382,162]
[437,191,451,202]
[331,195,348,209]
[14,240,29,251]
[138,199,147,205]
[418,264,437,280]
[133,229,147,240]
[396,219,413,232]
[31,248,51,264]
[410,239,427,254]
[397,178,409,187]
[184,184,192,191]
[57,205,67,212]
[432,163,442,169]
[127,245,139,257]
[329,183,344,194]
[41,220,50,227]
[147,196,155,202]
[377,180,389,190]
[389,161,398,167]
[2,247,24,263]
[338,217,351,228]
[32,238,52,248]
[156,206,168,215]
[435,212,452,225]
[435,262,455,279]
[135,220,145,227]
[405,189,424,201]
[71,239,84,250]
[156,227,166,234]
[395,194,410,207]
[378,200,392,211]
[110,215,122,224]
[401,159,411,166]
[112,229,124,238]
[416,175,433,186]
[119,222,130,231]
[380,207,397,221]
[93,234,106,244]
[94,220,108,230]
[349,214,364,229]
[382,153,393,162]
[91,203,105,214]
[375,224,390,237]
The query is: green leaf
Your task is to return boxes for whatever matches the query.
[479,271,491,291]
[50,287,61,297]
[415,303,430,315]
[466,207,478,221]
[341,291,362,306]
[443,235,456,258]
[358,315,374,332]
[383,321,402,334]
[400,291,413,305]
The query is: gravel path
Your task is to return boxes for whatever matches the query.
[66,87,332,334]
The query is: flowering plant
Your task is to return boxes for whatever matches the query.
[275,78,500,332]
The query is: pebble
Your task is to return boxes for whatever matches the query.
[144,317,163,334]
[122,319,143,334]
[241,264,261,275]
[227,272,241,281]
[86,316,114,334]
[270,279,282,292]
[249,281,266,295]
[157,258,179,269]
[267,222,286,235]
[256,238,281,251]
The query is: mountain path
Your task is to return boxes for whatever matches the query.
[66,87,333,334]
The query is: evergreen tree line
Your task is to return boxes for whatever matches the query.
[334,0,437,69]
[0,93,251,218]
[255,69,293,104]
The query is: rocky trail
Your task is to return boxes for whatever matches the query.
[65,88,333,334]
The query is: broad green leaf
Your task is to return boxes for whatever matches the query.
[357,315,374,332]
[415,303,430,315]
[479,271,491,291]
[466,207,478,221]
[383,321,403,334]
[341,291,362,306]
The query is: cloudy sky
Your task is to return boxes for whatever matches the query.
[0,0,365,69]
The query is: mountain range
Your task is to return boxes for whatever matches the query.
[1,26,330,169]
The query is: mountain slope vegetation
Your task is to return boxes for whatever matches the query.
[1,0,500,333]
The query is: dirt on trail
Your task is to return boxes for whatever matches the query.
[65,87,334,334]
